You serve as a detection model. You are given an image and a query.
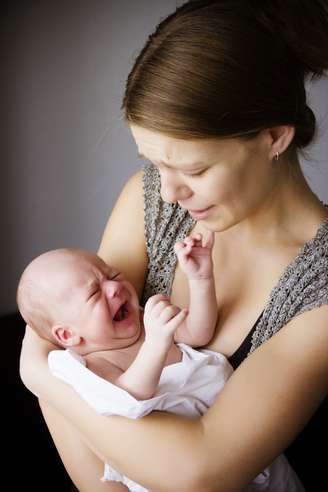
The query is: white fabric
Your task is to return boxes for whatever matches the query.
[48,343,233,418]
[48,344,304,492]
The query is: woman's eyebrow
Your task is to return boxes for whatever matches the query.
[137,152,206,169]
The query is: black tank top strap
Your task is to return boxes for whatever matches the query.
[228,311,264,369]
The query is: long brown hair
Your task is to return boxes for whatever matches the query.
[122,0,328,149]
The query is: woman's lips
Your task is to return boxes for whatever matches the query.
[187,206,214,220]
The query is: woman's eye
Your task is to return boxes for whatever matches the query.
[183,169,206,177]
[111,272,122,280]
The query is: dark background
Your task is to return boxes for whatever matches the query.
[4,313,72,489]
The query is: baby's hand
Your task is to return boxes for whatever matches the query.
[143,294,188,349]
[174,231,215,280]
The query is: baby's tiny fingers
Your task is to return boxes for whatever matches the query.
[144,293,169,312]
[159,304,181,323]
[174,241,185,253]
[166,308,188,330]
[152,300,175,318]
[184,236,195,246]
[175,239,192,256]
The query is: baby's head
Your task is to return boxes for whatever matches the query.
[17,249,142,355]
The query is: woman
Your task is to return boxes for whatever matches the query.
[20,1,328,491]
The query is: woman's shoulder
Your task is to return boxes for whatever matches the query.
[250,215,328,353]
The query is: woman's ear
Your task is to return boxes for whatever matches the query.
[267,125,295,159]
[51,325,82,348]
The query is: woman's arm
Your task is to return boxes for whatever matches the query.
[21,305,328,492]
[39,402,130,492]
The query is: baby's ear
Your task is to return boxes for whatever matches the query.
[51,325,81,348]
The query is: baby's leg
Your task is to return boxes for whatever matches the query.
[40,400,128,492]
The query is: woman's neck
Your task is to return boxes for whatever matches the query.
[230,154,327,249]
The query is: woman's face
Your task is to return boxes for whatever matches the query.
[130,124,279,232]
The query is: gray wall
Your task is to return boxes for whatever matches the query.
[1,1,328,315]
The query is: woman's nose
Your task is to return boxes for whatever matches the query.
[159,170,192,204]
[104,280,123,299]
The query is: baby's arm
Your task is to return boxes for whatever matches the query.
[114,297,187,400]
[173,231,217,347]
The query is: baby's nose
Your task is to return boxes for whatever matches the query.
[104,280,123,299]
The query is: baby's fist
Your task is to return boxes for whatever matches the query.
[174,231,214,279]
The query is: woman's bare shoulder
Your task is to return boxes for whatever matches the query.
[98,170,148,297]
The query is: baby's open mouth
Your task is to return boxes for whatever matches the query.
[113,302,129,322]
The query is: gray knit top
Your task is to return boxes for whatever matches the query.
[141,163,328,356]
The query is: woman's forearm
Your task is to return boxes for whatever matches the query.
[74,408,206,491]
[19,326,245,491]
[21,320,320,492]
[18,326,265,492]
[18,334,269,492]
[19,327,208,490]
[34,373,206,490]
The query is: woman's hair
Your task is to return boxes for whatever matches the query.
[122,0,328,149]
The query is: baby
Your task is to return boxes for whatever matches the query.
[17,232,221,399]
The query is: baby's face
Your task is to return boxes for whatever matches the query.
[51,251,142,352]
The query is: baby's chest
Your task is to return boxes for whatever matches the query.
[86,354,124,381]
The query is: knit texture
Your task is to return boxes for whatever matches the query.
[141,163,195,306]
[141,163,328,355]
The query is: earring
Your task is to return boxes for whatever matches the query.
[274,152,280,161]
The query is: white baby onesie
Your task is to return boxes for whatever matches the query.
[48,344,304,492]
